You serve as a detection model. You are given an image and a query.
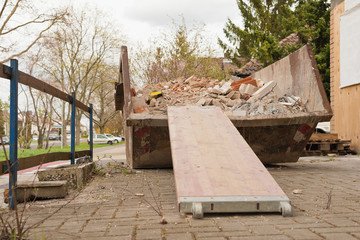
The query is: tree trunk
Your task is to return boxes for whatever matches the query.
[99,125,105,134]
[75,110,82,146]
[37,132,43,149]
[25,111,32,149]
[61,102,67,147]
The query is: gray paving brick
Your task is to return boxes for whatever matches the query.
[164,232,193,240]
[188,218,216,227]
[320,233,358,240]
[107,225,134,236]
[311,226,360,234]
[135,228,162,239]
[229,235,290,240]
[216,221,247,231]
[282,229,322,240]
[321,217,360,227]
[14,157,360,239]
[248,225,282,235]
[196,231,252,238]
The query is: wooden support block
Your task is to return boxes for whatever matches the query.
[320,144,331,151]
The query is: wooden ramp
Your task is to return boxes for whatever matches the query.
[167,106,292,218]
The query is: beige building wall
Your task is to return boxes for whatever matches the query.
[330,1,360,152]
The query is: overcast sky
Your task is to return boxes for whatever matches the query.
[75,0,242,54]
[0,0,242,105]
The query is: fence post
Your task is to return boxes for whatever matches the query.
[89,104,93,162]
[71,92,76,165]
[9,59,19,210]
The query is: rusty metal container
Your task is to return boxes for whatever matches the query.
[116,45,332,168]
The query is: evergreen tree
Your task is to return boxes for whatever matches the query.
[220,0,330,99]
[219,0,298,66]
[295,0,330,99]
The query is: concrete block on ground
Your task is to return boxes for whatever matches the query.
[38,162,94,188]
[7,180,68,203]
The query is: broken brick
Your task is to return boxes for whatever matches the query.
[132,96,149,113]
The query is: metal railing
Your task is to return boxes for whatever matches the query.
[1,59,93,209]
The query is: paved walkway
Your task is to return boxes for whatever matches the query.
[0,144,126,208]
[1,148,360,239]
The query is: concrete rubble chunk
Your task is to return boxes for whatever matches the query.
[149,98,157,107]
[219,81,232,94]
[226,91,235,99]
[137,74,306,117]
[132,96,149,113]
[244,84,258,95]
[185,75,196,84]
[233,109,247,117]
[230,76,257,91]
[256,79,265,88]
[209,93,219,98]
[239,84,247,95]
[196,98,206,106]
[209,87,222,95]
[248,81,277,102]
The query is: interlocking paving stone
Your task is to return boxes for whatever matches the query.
[320,233,359,240]
[15,156,360,240]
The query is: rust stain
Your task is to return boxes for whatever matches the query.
[135,126,151,138]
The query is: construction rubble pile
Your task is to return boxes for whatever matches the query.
[131,75,307,117]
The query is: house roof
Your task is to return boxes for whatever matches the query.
[278,33,300,47]
[234,59,263,77]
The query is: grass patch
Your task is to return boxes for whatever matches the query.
[0,141,125,161]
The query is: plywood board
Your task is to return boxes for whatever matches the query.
[168,106,291,217]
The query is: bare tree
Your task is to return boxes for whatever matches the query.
[0,0,68,63]
[38,8,123,145]
[103,113,123,136]
[28,89,54,149]
[92,64,118,134]
[131,17,225,85]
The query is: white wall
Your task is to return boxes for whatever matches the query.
[345,0,360,11]
[340,2,360,88]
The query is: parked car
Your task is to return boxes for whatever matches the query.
[32,135,39,141]
[1,136,9,145]
[116,135,125,141]
[105,134,122,143]
[315,122,330,133]
[87,134,113,145]
[48,133,59,140]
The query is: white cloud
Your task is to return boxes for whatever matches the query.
[123,0,239,26]
[87,0,242,55]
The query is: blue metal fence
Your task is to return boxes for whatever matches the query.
[3,59,94,209]
[9,59,19,209]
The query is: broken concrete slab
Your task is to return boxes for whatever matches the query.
[248,81,277,102]
[6,180,68,203]
[38,162,94,188]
